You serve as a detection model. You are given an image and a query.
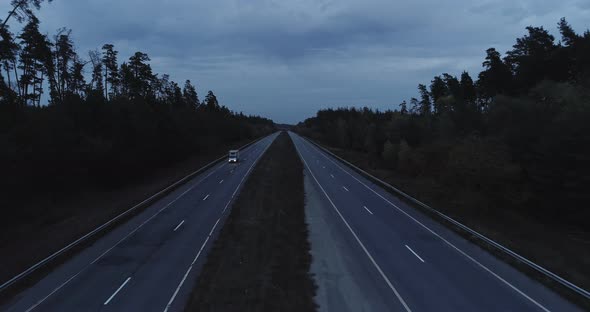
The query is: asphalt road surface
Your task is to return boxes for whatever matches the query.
[289,131,582,312]
[1,132,278,312]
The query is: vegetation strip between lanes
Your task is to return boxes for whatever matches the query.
[184,132,317,312]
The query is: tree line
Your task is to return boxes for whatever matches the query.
[297,18,590,226]
[0,5,274,222]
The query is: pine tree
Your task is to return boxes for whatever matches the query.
[17,16,50,106]
[127,51,155,99]
[459,71,476,104]
[0,24,20,95]
[52,28,75,103]
[442,73,461,112]
[118,62,132,97]
[156,74,171,102]
[409,97,419,115]
[417,84,431,116]
[183,79,199,109]
[477,48,513,101]
[505,26,557,89]
[558,17,578,47]
[204,90,220,112]
[399,100,408,115]
[88,49,103,95]
[172,81,183,106]
[68,56,86,97]
[430,76,447,113]
[101,43,119,100]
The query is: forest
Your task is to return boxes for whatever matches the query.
[0,2,274,225]
[297,18,590,227]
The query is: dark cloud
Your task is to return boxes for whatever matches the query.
[1,0,588,123]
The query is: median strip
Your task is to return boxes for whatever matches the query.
[184,132,316,311]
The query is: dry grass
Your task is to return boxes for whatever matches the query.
[185,132,316,312]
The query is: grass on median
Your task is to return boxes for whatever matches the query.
[185,132,317,312]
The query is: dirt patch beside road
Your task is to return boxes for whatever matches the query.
[185,132,316,312]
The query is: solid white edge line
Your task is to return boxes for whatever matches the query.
[405,245,425,263]
[173,220,185,232]
[363,206,374,215]
[301,134,552,312]
[103,277,131,305]
[203,194,210,201]
[165,219,218,312]
[162,266,192,312]
[208,219,220,237]
[163,134,276,312]
[291,134,412,312]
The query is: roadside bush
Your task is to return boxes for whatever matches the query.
[397,140,423,176]
[444,136,525,206]
[381,140,398,169]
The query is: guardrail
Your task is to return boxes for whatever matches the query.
[0,134,270,294]
[301,135,590,303]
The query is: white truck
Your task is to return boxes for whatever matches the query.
[228,150,239,163]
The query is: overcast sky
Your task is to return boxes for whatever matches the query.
[2,0,589,123]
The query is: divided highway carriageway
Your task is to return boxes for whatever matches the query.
[1,130,585,311]
[289,131,582,312]
[1,133,279,312]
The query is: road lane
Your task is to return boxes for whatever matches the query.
[290,131,581,312]
[2,132,278,312]
[303,170,406,312]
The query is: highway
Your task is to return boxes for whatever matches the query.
[289,131,582,312]
[1,132,278,312]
